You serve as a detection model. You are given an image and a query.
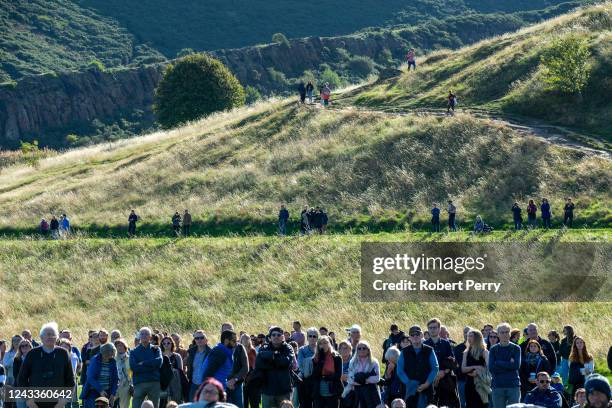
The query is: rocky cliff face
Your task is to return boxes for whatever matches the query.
[0,65,164,148]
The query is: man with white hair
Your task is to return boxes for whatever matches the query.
[129,327,163,408]
[17,322,75,408]
[489,322,521,408]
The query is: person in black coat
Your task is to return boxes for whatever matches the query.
[311,336,343,408]
[520,340,551,398]
[608,346,612,373]
[253,327,295,407]
[512,203,523,230]
[521,324,557,374]
[298,82,307,104]
[563,198,575,228]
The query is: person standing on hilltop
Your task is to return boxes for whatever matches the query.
[321,83,331,107]
[406,48,416,71]
[306,81,315,104]
[60,214,71,238]
[182,210,192,236]
[300,206,310,235]
[431,203,441,232]
[321,208,328,234]
[50,215,60,239]
[512,202,523,230]
[527,199,538,229]
[298,81,306,104]
[128,210,139,237]
[172,212,182,237]
[541,198,552,229]
[447,200,457,232]
[564,198,575,228]
[278,205,289,236]
[447,91,457,114]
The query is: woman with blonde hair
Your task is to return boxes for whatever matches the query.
[114,339,132,408]
[311,335,343,408]
[462,330,490,408]
[343,341,381,408]
[568,336,594,396]
[240,333,260,408]
[12,339,32,408]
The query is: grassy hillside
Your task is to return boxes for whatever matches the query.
[0,0,165,82]
[0,99,609,235]
[344,3,612,139]
[0,231,610,357]
[80,0,587,55]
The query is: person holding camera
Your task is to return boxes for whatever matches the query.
[16,322,76,408]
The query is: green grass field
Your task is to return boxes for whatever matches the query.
[0,230,610,358]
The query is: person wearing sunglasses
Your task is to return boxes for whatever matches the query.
[396,325,439,408]
[297,328,318,408]
[12,340,32,408]
[487,331,499,349]
[186,331,212,402]
[523,372,563,408]
[187,377,237,408]
[343,340,381,408]
[253,326,295,408]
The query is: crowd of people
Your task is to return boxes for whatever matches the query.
[34,197,579,239]
[1,320,611,408]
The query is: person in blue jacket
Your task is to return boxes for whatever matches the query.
[130,327,163,408]
[524,372,563,408]
[541,198,552,228]
[431,204,441,232]
[201,330,237,389]
[81,343,119,408]
[397,325,439,408]
[489,323,522,408]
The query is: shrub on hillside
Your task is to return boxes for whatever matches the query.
[540,33,591,96]
[245,86,262,104]
[319,67,343,89]
[153,54,245,129]
[347,55,375,77]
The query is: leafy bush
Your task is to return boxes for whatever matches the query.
[540,33,591,95]
[88,59,106,72]
[347,55,375,77]
[176,48,196,58]
[65,134,79,145]
[245,86,262,104]
[319,67,343,89]
[20,140,42,167]
[153,54,245,129]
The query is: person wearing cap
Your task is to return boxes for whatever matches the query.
[253,326,295,408]
[424,318,459,408]
[382,324,405,365]
[584,374,611,408]
[524,372,563,408]
[94,396,109,408]
[81,343,119,408]
[396,325,439,408]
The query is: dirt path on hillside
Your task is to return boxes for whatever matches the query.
[309,103,611,159]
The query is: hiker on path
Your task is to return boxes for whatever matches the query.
[50,216,60,239]
[564,198,575,228]
[527,200,538,229]
[541,198,552,229]
[321,83,331,107]
[447,91,457,114]
[128,210,139,237]
[432,203,441,232]
[406,48,416,71]
[447,200,457,232]
[172,212,182,236]
[512,203,523,230]
[278,205,289,236]
[182,210,192,236]
[298,82,306,104]
[306,81,315,104]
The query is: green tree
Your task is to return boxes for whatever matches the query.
[88,59,106,72]
[20,140,42,167]
[540,33,591,96]
[245,86,262,104]
[271,33,290,47]
[347,56,375,77]
[319,67,343,89]
[153,54,245,129]
[65,134,79,145]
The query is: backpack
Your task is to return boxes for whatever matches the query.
[160,354,173,390]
